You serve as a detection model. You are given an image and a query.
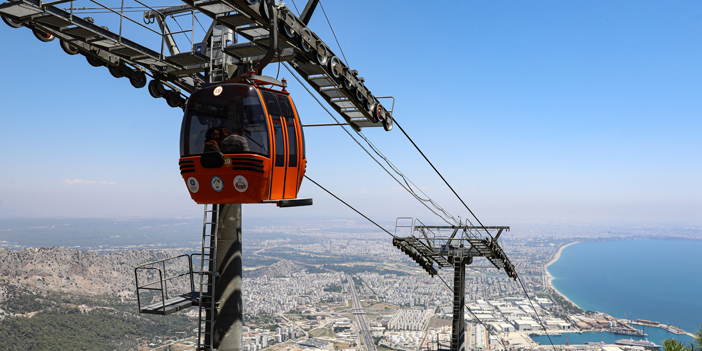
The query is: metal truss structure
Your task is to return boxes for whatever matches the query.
[1,0,394,130]
[1,0,400,349]
[392,218,516,351]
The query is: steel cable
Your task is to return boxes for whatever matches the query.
[283,63,457,225]
[318,0,350,66]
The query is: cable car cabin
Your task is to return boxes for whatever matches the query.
[178,80,309,206]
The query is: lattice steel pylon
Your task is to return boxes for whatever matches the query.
[392,218,516,351]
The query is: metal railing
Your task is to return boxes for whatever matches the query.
[134,253,195,312]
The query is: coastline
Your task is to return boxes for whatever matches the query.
[544,241,581,309]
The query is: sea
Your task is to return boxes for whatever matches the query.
[532,239,702,346]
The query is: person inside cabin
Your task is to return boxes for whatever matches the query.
[221,127,230,140]
[221,123,250,154]
[204,127,221,152]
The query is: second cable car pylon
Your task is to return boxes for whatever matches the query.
[392,218,516,351]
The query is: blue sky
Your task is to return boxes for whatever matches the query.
[0,1,700,226]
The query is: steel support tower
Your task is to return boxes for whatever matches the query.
[392,218,516,351]
[2,0,399,349]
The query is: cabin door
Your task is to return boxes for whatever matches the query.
[264,92,299,199]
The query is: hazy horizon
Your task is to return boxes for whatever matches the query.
[2,1,700,226]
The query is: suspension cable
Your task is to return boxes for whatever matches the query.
[394,120,493,239]
[170,14,192,44]
[318,0,350,66]
[307,176,548,351]
[305,176,393,236]
[283,63,457,225]
[289,0,300,15]
[298,2,469,228]
[516,275,557,350]
[355,130,464,226]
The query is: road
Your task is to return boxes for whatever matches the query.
[347,274,377,351]
[279,313,309,339]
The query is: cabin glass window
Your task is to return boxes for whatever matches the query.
[277,95,294,119]
[273,118,285,167]
[277,95,298,167]
[290,98,306,159]
[262,92,281,116]
[286,119,297,167]
[182,84,269,157]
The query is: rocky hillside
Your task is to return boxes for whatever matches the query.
[245,259,306,278]
[0,247,189,301]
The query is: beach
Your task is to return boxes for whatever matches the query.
[543,241,580,308]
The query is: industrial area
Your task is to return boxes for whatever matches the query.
[1,0,697,350]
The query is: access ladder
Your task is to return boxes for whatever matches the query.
[198,203,219,351]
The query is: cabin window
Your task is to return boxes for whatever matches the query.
[181,84,269,157]
[262,91,281,116]
[292,100,306,160]
[273,118,285,167]
[276,95,298,167]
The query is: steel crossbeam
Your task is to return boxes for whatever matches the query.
[392,218,516,351]
[2,0,394,129]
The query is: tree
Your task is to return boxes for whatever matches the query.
[662,339,690,351]
[694,324,702,351]
[663,324,702,351]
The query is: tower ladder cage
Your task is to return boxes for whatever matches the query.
[134,253,204,315]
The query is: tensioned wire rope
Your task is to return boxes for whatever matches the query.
[283,63,459,225]
[284,3,557,348]
[293,0,493,238]
[307,175,547,351]
[285,6,555,349]
[305,175,507,351]
[289,0,350,66]
[285,1,465,227]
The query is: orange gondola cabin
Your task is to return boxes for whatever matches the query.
[179,75,310,206]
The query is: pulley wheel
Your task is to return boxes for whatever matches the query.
[300,28,313,53]
[355,85,365,103]
[328,56,342,79]
[60,40,79,55]
[316,44,329,65]
[129,71,147,89]
[148,80,166,98]
[343,77,354,92]
[383,115,393,132]
[108,65,124,78]
[32,28,54,42]
[166,95,181,108]
[283,12,296,38]
[85,55,104,67]
[373,104,385,122]
[260,0,269,20]
[2,15,23,28]
[365,97,375,112]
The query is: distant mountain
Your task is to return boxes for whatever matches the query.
[0,247,187,302]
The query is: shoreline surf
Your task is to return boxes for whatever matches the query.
[544,241,581,309]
